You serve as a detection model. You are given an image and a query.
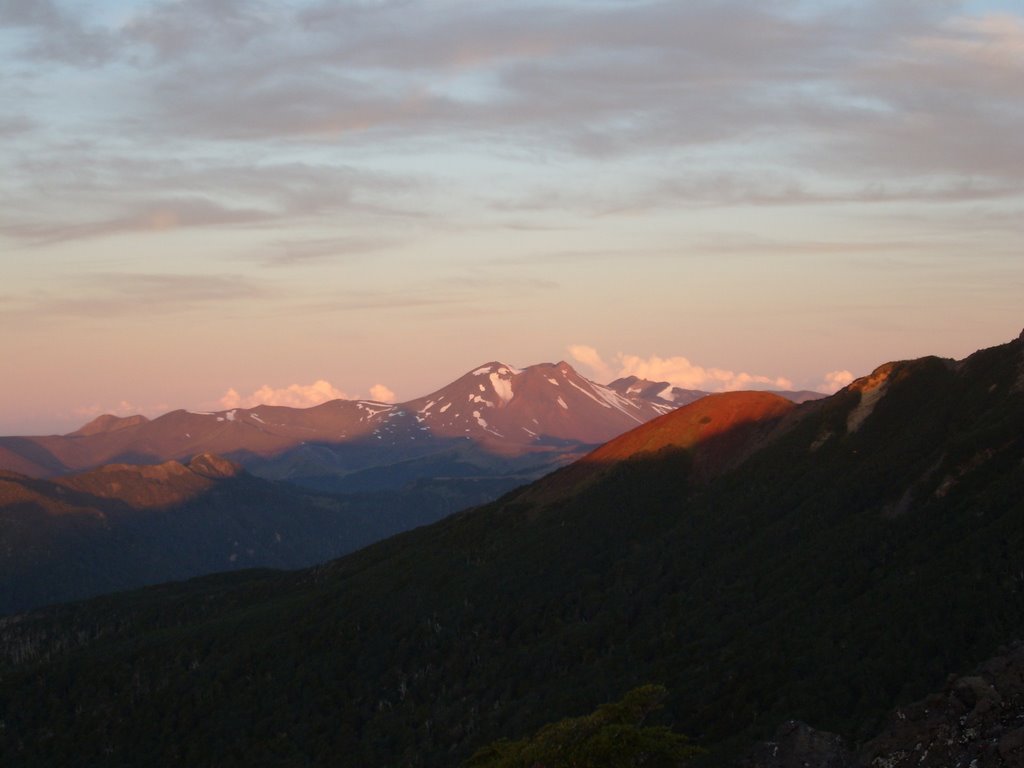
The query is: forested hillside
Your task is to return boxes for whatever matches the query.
[1,336,1021,767]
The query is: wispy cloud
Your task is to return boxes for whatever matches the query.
[5,198,274,245]
[0,115,35,136]
[5,0,1023,244]
[0,0,116,65]
[303,290,461,314]
[259,236,395,267]
[7,273,266,318]
[0,154,419,245]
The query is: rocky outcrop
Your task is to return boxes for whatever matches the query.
[738,720,855,768]
[188,452,244,479]
[860,642,1024,768]
[741,643,1024,768]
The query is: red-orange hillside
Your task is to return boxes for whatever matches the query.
[526,390,796,504]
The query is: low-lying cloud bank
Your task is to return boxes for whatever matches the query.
[219,380,397,409]
[570,344,854,395]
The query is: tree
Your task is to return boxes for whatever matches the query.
[465,684,703,768]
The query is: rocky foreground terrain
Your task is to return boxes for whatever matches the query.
[742,642,1024,768]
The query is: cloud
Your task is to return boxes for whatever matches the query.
[260,236,397,267]
[369,384,396,403]
[217,380,398,409]
[21,273,267,318]
[29,0,951,166]
[0,158,414,245]
[0,115,34,137]
[570,344,795,391]
[819,370,855,394]
[0,0,115,65]
[616,353,794,393]
[567,344,613,382]
[219,380,351,410]
[123,0,274,60]
[825,11,1024,183]
[5,198,274,245]
[5,0,1024,251]
[304,290,461,313]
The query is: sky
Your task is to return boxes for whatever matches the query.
[1,0,1022,435]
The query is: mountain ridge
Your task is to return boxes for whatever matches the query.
[1,334,1020,766]
[0,450,511,615]
[0,359,822,484]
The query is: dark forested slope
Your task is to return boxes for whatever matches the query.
[0,453,507,615]
[1,334,1022,767]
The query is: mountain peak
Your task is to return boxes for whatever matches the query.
[69,413,150,437]
[607,375,673,399]
[591,389,794,469]
[469,361,520,375]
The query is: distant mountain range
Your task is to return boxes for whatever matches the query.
[0,360,822,486]
[0,361,822,614]
[1,332,1020,767]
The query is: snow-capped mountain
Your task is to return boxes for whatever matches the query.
[0,360,823,487]
[401,361,676,450]
[605,375,710,408]
[0,361,675,481]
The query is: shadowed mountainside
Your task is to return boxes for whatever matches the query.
[0,334,1020,767]
[0,453,512,615]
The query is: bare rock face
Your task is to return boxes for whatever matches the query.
[188,452,243,479]
[738,720,855,768]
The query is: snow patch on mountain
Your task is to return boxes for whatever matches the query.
[490,372,514,404]
[574,380,645,424]
[472,362,521,376]
[565,377,610,409]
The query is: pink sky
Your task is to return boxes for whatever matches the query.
[2,1,1022,435]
